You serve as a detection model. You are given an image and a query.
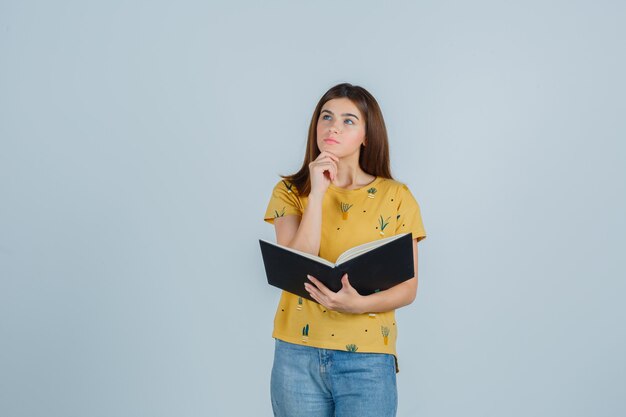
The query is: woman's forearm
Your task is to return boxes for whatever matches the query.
[287,193,324,255]
[357,278,417,314]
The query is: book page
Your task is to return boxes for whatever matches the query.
[335,233,409,265]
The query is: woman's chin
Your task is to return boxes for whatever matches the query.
[319,144,340,154]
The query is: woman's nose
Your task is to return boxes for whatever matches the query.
[329,123,341,133]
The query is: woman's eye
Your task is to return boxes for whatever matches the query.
[322,115,331,120]
[344,119,354,125]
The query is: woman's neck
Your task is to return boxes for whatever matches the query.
[332,159,375,190]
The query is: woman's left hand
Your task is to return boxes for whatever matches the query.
[304,274,366,314]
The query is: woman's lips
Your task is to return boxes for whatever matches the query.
[323,138,339,144]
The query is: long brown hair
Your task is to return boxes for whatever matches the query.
[281,83,394,196]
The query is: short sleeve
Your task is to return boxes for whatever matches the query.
[263,179,304,224]
[395,184,426,242]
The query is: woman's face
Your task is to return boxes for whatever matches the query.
[316,98,366,159]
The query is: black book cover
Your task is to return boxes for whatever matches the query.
[259,233,414,302]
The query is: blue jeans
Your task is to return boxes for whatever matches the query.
[270,339,398,417]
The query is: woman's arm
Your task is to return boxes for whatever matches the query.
[304,238,420,314]
[273,191,323,255]
[274,151,339,255]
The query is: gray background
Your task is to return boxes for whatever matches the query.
[1,1,625,416]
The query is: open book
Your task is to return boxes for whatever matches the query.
[259,233,414,302]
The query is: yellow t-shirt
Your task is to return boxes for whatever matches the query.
[263,176,426,367]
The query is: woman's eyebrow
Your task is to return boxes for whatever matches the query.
[321,109,360,120]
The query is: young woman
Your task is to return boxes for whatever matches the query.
[263,82,426,417]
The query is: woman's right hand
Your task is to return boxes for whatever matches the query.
[308,151,339,198]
